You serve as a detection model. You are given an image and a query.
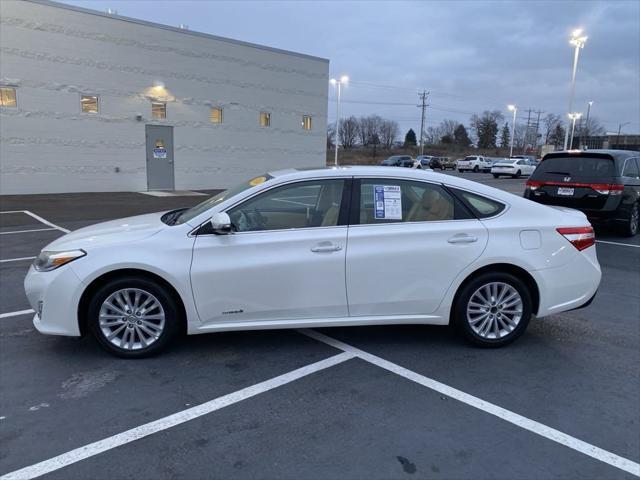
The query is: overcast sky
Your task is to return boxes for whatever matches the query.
[64,0,640,136]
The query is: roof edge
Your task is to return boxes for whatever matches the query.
[24,0,330,64]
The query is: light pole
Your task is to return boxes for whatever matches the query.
[568,112,582,149]
[582,100,593,148]
[563,29,588,150]
[330,75,349,166]
[507,104,517,158]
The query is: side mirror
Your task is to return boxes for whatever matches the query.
[210,212,232,234]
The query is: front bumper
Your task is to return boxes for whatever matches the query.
[24,264,85,336]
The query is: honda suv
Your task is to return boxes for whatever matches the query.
[524,150,640,236]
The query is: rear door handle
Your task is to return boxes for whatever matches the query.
[448,234,478,244]
[311,242,342,253]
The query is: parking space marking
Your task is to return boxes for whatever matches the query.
[0,351,355,480]
[0,256,36,263]
[22,210,71,234]
[0,309,34,319]
[0,228,57,235]
[299,329,640,478]
[596,240,640,248]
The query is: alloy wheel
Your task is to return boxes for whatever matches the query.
[466,282,523,339]
[98,288,166,350]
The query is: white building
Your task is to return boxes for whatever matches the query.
[0,0,329,194]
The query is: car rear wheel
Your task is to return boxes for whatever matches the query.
[492,174,499,178]
[88,276,180,358]
[473,165,479,173]
[621,202,639,237]
[512,170,521,178]
[453,272,532,347]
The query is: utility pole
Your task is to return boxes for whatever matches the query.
[417,91,429,156]
[524,108,533,154]
[533,110,544,153]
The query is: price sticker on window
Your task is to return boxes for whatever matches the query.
[373,185,402,220]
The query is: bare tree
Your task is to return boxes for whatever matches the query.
[379,119,399,149]
[339,116,359,149]
[439,119,459,139]
[327,124,335,149]
[542,114,562,145]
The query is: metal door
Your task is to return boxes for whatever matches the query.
[145,125,174,190]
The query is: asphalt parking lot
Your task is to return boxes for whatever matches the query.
[1,172,639,480]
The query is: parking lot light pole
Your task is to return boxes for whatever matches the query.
[582,100,593,148]
[507,105,517,158]
[330,75,349,166]
[568,112,582,149]
[563,29,588,150]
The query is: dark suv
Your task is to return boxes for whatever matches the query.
[524,150,640,236]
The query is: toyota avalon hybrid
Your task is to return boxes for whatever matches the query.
[25,167,601,357]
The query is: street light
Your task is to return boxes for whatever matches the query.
[582,100,593,148]
[568,112,582,149]
[507,104,517,158]
[563,28,588,150]
[330,75,349,166]
[617,122,631,136]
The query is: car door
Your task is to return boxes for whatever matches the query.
[345,177,489,317]
[190,178,350,325]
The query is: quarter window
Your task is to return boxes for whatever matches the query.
[228,179,345,232]
[302,115,312,130]
[0,87,17,107]
[151,102,166,119]
[622,158,639,178]
[450,188,505,218]
[358,179,470,225]
[80,95,99,114]
[260,112,271,127]
[210,107,223,124]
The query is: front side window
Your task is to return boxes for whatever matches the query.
[80,95,99,114]
[358,179,469,225]
[260,112,271,127]
[152,102,166,119]
[302,115,312,130]
[0,87,17,107]
[228,179,344,232]
[210,107,223,124]
[622,158,639,178]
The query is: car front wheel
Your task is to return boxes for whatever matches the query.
[453,272,532,347]
[88,276,180,358]
[473,166,479,173]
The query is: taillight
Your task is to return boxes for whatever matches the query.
[556,226,595,251]
[526,180,543,191]
[594,184,624,195]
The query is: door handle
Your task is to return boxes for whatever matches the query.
[311,242,342,253]
[448,234,478,244]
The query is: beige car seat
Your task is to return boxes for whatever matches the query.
[406,189,453,222]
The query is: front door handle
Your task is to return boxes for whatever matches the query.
[311,242,342,253]
[448,234,478,244]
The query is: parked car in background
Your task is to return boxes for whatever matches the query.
[524,149,640,236]
[381,155,414,168]
[440,157,457,170]
[492,158,536,178]
[25,166,602,356]
[415,155,434,169]
[457,155,493,173]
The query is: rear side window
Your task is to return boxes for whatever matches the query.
[622,158,639,179]
[536,155,615,177]
[450,189,505,218]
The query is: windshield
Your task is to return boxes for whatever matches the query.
[174,174,273,225]
[536,156,615,178]
[464,156,476,161]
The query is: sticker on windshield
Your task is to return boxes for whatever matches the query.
[374,185,402,220]
[249,176,267,186]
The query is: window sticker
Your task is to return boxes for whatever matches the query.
[374,185,402,220]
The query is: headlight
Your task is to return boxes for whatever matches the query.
[33,250,86,272]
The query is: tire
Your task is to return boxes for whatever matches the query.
[473,165,479,173]
[458,169,463,173]
[492,174,499,178]
[620,202,639,237]
[512,170,521,179]
[453,272,532,348]
[87,276,181,358]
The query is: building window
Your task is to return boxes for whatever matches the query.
[302,115,312,130]
[260,112,271,127]
[210,107,223,124]
[0,87,17,107]
[80,95,99,114]
[152,102,166,119]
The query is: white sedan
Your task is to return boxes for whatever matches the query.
[491,159,536,178]
[25,167,601,357]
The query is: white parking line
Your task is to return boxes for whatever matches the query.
[0,210,70,234]
[299,329,640,478]
[0,351,355,480]
[596,240,640,248]
[0,309,34,319]
[0,256,36,263]
[0,228,57,235]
